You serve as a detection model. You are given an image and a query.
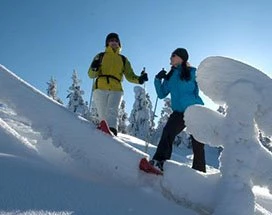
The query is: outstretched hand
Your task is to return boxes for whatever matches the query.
[139,67,148,84]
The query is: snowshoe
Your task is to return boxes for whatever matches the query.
[139,158,163,175]
[97,120,113,136]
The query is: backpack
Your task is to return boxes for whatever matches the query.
[96,52,126,72]
[93,52,127,88]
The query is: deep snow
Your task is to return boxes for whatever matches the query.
[0,57,272,215]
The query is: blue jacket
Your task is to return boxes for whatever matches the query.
[154,66,204,112]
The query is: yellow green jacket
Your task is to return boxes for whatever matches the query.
[88,47,140,91]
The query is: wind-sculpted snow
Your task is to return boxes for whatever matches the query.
[1,64,271,215]
[0,65,146,185]
[0,65,205,214]
[184,57,272,215]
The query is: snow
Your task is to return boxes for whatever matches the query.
[0,57,272,215]
[185,56,272,214]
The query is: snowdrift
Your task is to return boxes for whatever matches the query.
[1,61,272,215]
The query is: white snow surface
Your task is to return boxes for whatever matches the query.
[0,57,272,215]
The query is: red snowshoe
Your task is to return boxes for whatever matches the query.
[97,120,113,136]
[139,158,163,175]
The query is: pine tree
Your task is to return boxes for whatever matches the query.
[174,130,191,148]
[66,70,88,116]
[46,76,63,104]
[118,99,128,134]
[146,93,155,137]
[152,98,172,145]
[128,86,151,141]
[89,101,99,125]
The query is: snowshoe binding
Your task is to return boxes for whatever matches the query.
[139,158,163,175]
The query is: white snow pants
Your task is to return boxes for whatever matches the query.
[93,89,123,129]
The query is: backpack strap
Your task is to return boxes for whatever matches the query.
[94,53,126,89]
[119,54,126,71]
[97,52,126,71]
[95,74,122,89]
[97,52,105,69]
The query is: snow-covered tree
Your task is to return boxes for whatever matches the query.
[118,99,128,134]
[146,93,155,136]
[184,56,272,215]
[152,98,172,145]
[46,76,63,104]
[128,86,151,141]
[89,101,99,125]
[174,130,191,147]
[66,70,88,117]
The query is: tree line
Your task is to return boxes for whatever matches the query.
[46,70,272,151]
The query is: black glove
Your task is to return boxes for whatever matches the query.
[156,69,167,80]
[91,59,100,71]
[139,72,148,84]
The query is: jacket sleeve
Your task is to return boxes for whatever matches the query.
[154,78,170,99]
[88,54,100,79]
[123,58,141,84]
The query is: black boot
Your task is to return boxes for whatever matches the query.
[109,127,117,136]
[191,136,206,173]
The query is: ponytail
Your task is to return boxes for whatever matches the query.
[180,61,191,81]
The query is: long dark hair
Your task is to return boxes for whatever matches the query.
[165,63,191,81]
[180,61,191,81]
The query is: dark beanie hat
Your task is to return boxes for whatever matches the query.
[172,48,189,62]
[105,33,121,47]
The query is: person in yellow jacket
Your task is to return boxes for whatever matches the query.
[88,33,148,136]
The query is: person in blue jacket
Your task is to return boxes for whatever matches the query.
[150,48,206,173]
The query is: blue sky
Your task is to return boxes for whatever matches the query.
[1,0,272,117]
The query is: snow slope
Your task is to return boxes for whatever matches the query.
[0,60,272,215]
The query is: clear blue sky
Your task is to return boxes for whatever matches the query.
[1,0,272,116]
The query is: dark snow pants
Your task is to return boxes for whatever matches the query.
[152,111,206,172]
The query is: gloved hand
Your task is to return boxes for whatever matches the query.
[139,72,148,84]
[156,69,167,80]
[91,59,100,71]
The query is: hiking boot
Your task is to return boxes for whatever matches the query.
[109,127,117,136]
[149,159,164,171]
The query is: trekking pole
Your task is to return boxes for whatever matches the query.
[144,97,159,153]
[152,96,158,120]
[88,78,95,111]
[145,67,165,151]
[142,67,147,109]
[151,67,165,120]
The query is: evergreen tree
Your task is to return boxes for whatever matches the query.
[118,99,128,134]
[66,70,88,116]
[146,93,155,137]
[174,130,191,148]
[152,98,172,145]
[89,101,99,125]
[128,86,151,141]
[46,76,63,104]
